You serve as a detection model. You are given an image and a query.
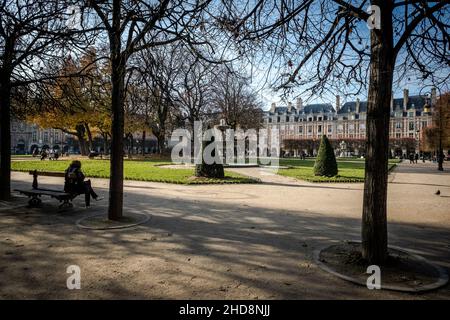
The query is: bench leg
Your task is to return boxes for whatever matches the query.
[28,196,42,207]
[59,200,73,209]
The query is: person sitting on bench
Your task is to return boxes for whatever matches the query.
[64,160,100,207]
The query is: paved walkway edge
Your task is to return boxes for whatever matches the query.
[76,213,151,230]
[313,240,449,293]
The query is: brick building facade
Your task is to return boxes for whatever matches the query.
[263,89,436,157]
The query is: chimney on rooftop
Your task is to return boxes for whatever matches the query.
[296,97,303,112]
[431,87,437,106]
[403,89,409,112]
[287,102,293,113]
[336,95,340,112]
[356,98,360,113]
[270,102,276,113]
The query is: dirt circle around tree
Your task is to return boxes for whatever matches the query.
[76,212,151,230]
[314,241,449,293]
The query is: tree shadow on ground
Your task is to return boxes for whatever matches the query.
[0,178,449,299]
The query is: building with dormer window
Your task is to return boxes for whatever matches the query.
[263,88,436,157]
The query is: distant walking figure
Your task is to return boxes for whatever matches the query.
[64,161,99,207]
[409,153,414,164]
[415,153,419,164]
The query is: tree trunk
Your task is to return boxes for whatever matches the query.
[85,123,93,152]
[362,0,394,265]
[130,135,134,156]
[0,75,12,200]
[157,134,165,155]
[142,130,146,155]
[75,124,88,156]
[438,145,444,171]
[102,133,109,155]
[108,0,125,220]
[438,109,444,171]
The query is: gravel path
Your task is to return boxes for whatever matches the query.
[0,161,449,299]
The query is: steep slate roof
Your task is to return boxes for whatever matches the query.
[302,103,335,114]
[392,95,427,111]
[265,95,427,115]
[338,101,368,114]
[338,95,426,114]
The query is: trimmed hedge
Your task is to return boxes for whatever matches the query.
[314,135,338,177]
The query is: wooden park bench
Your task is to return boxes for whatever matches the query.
[14,170,80,209]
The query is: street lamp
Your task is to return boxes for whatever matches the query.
[215,119,230,165]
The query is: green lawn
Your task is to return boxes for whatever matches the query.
[11,159,259,185]
[277,158,399,183]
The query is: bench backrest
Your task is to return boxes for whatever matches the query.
[29,170,66,177]
[29,170,66,189]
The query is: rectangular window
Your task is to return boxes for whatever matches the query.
[308,126,312,133]
[409,122,414,131]
[43,132,49,143]
[299,126,303,133]
[32,132,37,142]
[318,125,322,132]
[328,125,332,133]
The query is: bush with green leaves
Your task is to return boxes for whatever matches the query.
[314,135,338,177]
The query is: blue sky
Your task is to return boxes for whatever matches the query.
[240,1,450,110]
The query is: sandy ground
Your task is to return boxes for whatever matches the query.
[0,161,449,299]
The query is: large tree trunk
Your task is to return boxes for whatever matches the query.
[0,75,12,201]
[85,123,93,152]
[101,132,109,155]
[108,65,125,220]
[362,0,395,265]
[108,0,125,221]
[141,130,146,155]
[157,133,165,155]
[75,124,89,156]
[437,146,444,171]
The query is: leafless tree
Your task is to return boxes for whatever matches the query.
[223,0,449,264]
[172,51,218,130]
[212,66,264,130]
[83,0,242,220]
[0,0,97,200]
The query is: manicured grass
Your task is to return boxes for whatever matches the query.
[277,158,398,183]
[11,159,259,185]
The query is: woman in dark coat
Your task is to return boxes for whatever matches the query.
[64,160,99,207]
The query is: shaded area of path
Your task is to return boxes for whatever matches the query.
[0,161,448,299]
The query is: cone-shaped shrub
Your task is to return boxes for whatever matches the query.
[314,135,338,177]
